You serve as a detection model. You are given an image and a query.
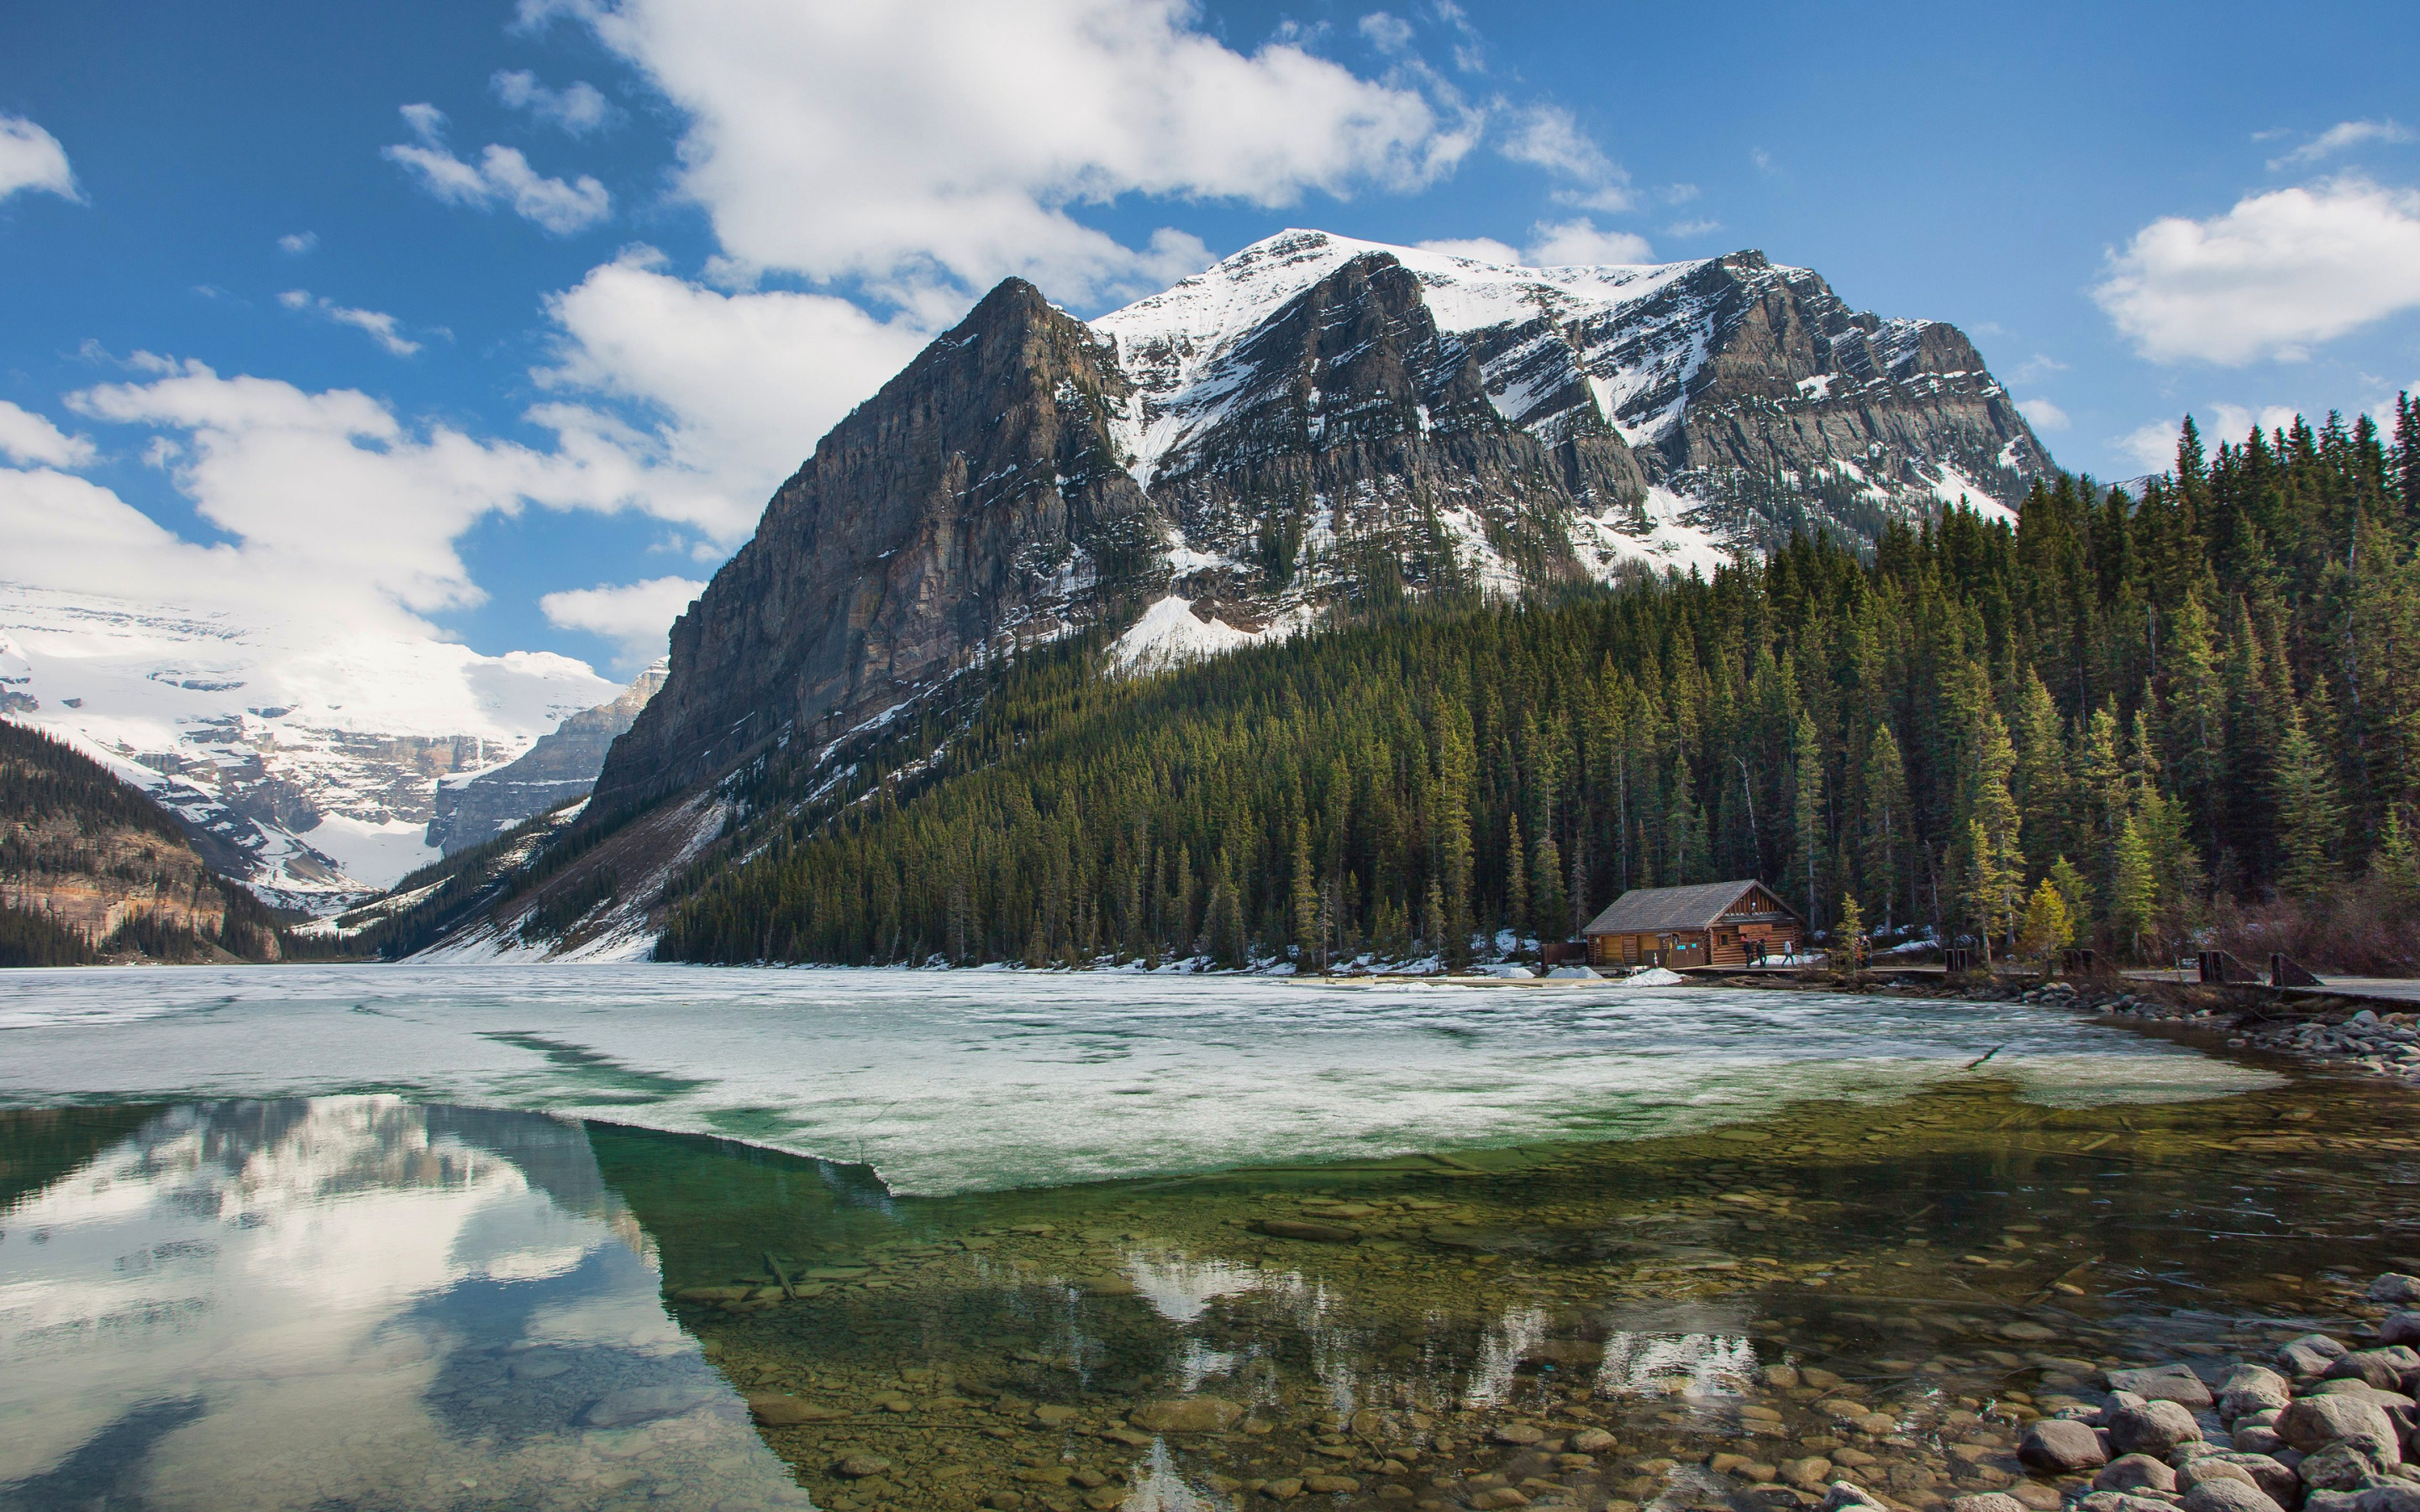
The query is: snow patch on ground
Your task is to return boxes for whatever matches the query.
[1107,596,1315,675]
[1568,487,1739,582]
[300,814,438,887]
[1924,462,2018,525]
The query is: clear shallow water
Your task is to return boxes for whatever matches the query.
[0,967,2275,1196]
[7,967,2387,1512]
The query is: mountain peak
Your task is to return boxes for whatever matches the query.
[589,225,2051,826]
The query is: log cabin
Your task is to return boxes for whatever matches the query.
[1581,879,1805,969]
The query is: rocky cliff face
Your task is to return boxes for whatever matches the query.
[590,229,2051,816]
[595,278,1161,809]
[429,662,667,854]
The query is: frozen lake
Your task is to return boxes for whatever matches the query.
[0,964,2273,1196]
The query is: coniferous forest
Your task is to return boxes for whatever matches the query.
[655,401,2420,972]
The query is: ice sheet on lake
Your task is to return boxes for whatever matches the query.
[0,965,2278,1197]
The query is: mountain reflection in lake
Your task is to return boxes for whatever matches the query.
[0,1099,811,1511]
[8,1064,2420,1512]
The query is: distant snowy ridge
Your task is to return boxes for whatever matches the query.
[0,580,615,904]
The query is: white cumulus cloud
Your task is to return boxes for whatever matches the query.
[534,249,932,544]
[279,289,422,356]
[0,400,96,468]
[277,230,318,255]
[492,70,617,134]
[1416,224,1654,269]
[2017,398,2070,433]
[0,115,79,204]
[384,103,612,234]
[2093,176,2420,364]
[2268,118,2415,171]
[1415,236,1523,264]
[1525,218,1651,266]
[539,575,705,668]
[1499,102,1629,212]
[2207,402,2302,443]
[2116,419,2182,474]
[531,0,1473,307]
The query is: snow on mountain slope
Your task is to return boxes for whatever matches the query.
[1095,228,1702,489]
[1081,228,2048,655]
[0,580,614,903]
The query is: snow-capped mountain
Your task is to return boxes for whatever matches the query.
[593,228,2049,816]
[0,580,616,906]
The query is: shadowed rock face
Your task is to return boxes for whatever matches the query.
[428,664,668,854]
[594,279,1155,811]
[591,235,2050,815]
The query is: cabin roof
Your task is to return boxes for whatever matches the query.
[1581,879,1800,935]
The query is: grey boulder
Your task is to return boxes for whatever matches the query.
[2234,1425,2289,1457]
[2112,1399,2209,1457]
[2098,1455,2181,1493]
[1950,1496,2031,1512]
[2027,1418,2117,1473]
[1818,1483,1891,1512]
[2199,1452,2302,1506]
[2222,1368,2296,1422]
[2114,1367,2221,1410]
[2381,1315,2420,1350]
[2370,1276,2420,1305]
[2281,1396,2403,1463]
[2330,1351,2420,1392]
[2288,1336,2356,1378]
[2082,1496,2192,1512]
[2298,1441,2388,1494]
[2181,1480,2286,1512]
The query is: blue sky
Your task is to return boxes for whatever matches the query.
[4,0,2417,683]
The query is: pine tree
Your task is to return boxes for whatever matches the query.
[2048,855,2091,927]
[2272,699,2343,902]
[1790,712,1824,933]
[1532,828,1566,947]
[1967,709,2023,952]
[1860,725,1910,933]
[2012,669,2069,871]
[1290,822,1319,963]
[1504,813,1530,951]
[2112,817,2157,960]
[2373,806,2420,905]
[2018,878,2075,962]
[1833,893,1866,972]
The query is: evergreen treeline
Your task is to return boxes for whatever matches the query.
[655,401,2420,971]
[0,904,98,968]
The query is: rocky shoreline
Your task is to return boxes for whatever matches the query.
[1936,977,2420,1084]
[2001,1273,2420,1512]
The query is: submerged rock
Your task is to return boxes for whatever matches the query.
[748,1394,843,1426]
[2111,1366,2217,1410]
[1130,1398,1244,1433]
[1251,1219,1360,1243]
[580,1383,715,1427]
